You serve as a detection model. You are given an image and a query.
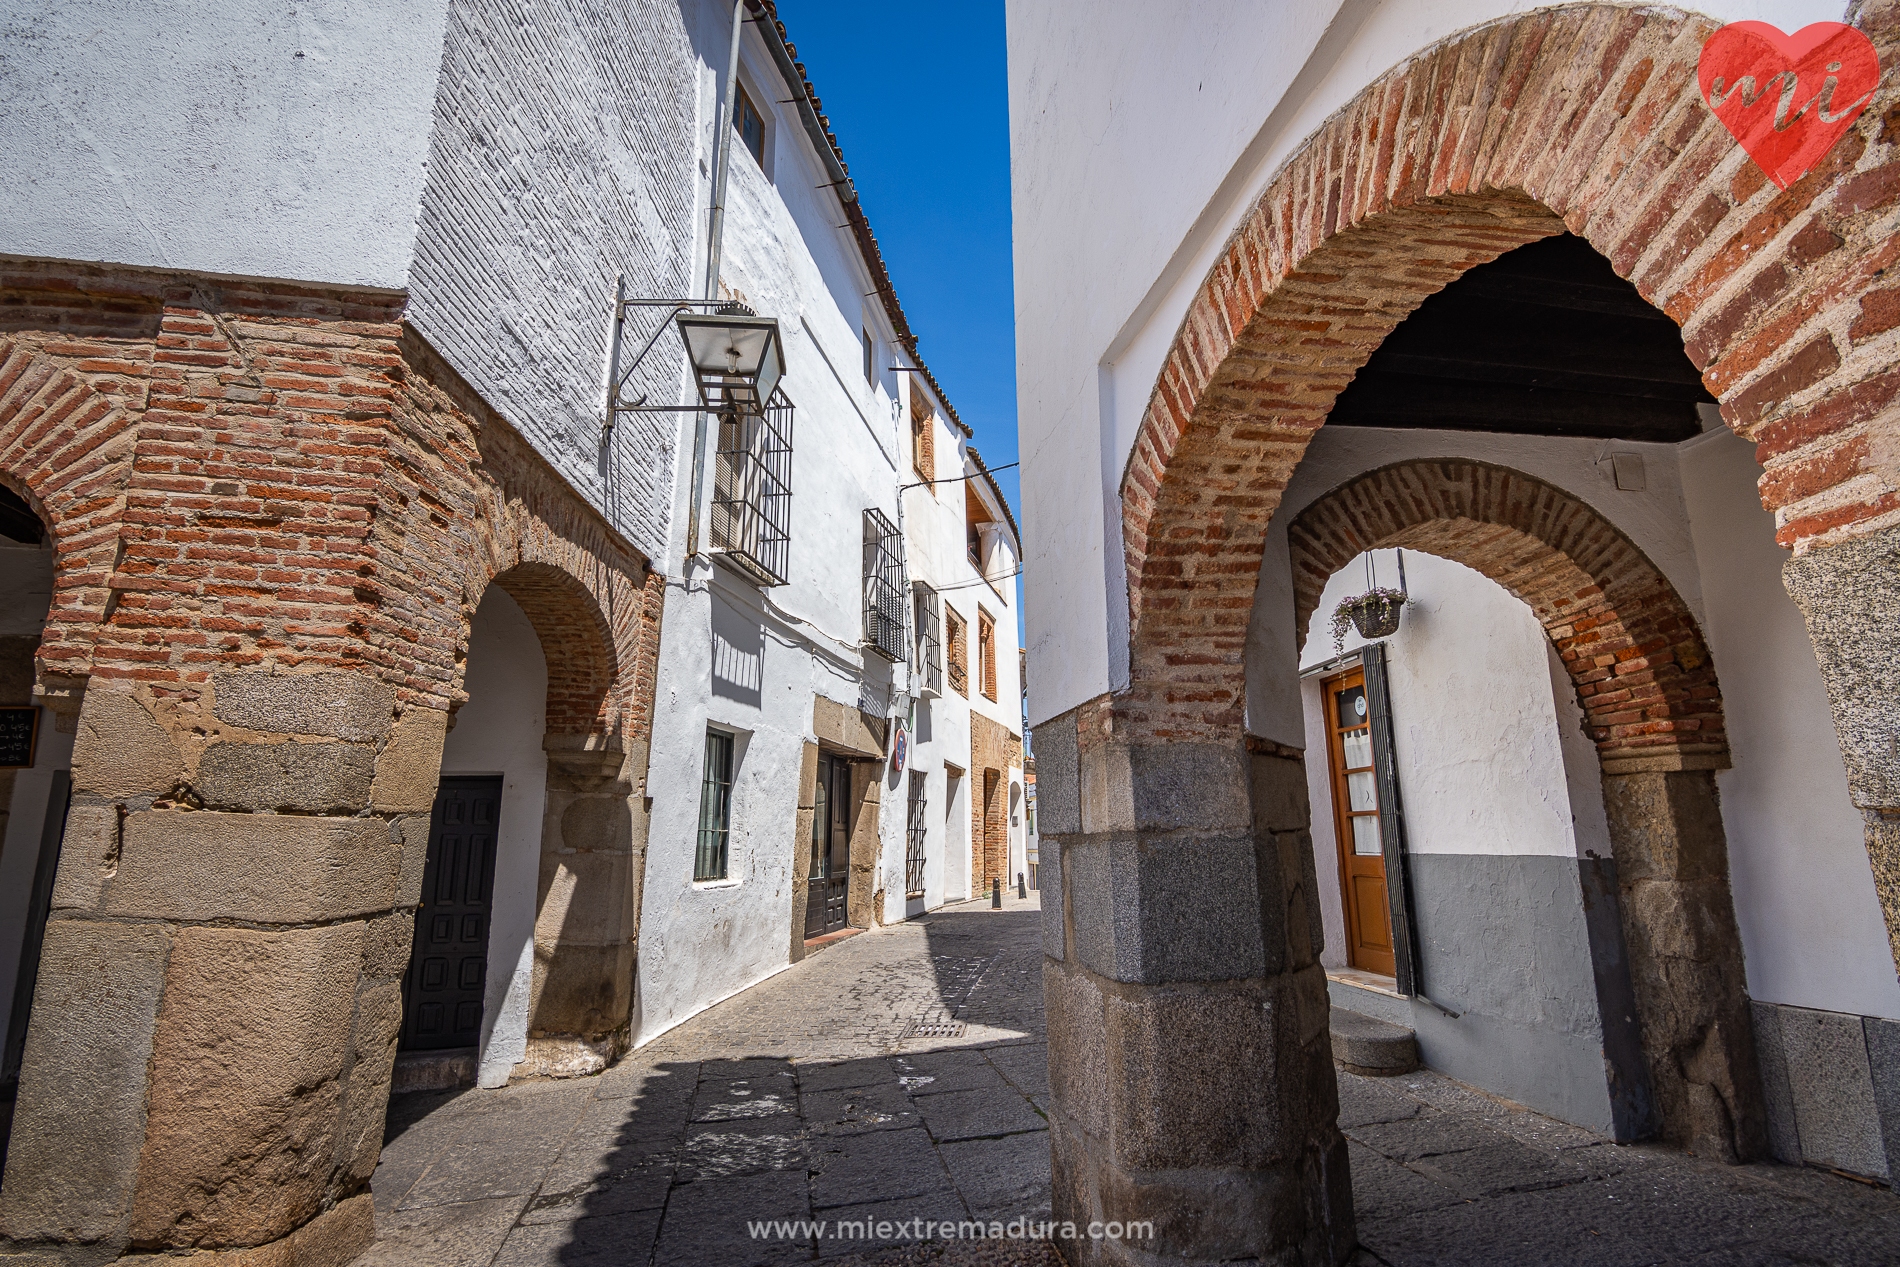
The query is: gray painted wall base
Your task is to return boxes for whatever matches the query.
[1326,852,1652,1139]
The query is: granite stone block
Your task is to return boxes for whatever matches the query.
[1753,1001,1803,1165]
[1032,712,1080,837]
[1863,1016,1900,1184]
[1781,1005,1886,1179]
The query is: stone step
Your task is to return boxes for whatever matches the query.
[1330,1005,1419,1077]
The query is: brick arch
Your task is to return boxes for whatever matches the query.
[486,560,621,738]
[1120,1,1900,744]
[1288,460,1725,766]
[0,338,137,690]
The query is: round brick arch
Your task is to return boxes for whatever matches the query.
[1119,1,1900,745]
[0,339,135,691]
[1288,460,1725,766]
[486,560,622,738]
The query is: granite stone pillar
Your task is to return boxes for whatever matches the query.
[0,672,438,1263]
[521,736,647,1078]
[1039,703,1353,1266]
[1784,528,1900,983]
[1600,765,1767,1162]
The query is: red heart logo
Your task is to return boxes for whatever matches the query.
[1699,22,1881,190]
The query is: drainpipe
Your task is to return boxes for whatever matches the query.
[686,0,747,561]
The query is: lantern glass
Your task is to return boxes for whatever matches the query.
[677,312,784,412]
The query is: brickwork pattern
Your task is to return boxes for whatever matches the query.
[1289,460,1724,762]
[969,710,1022,893]
[408,0,698,564]
[1117,2,1900,745]
[0,260,662,742]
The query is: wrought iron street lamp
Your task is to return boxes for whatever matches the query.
[677,306,783,415]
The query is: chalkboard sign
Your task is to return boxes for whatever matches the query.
[0,708,38,768]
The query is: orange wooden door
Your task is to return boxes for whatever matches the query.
[1324,670,1395,977]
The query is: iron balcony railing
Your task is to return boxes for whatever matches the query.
[711,388,794,586]
[863,507,905,662]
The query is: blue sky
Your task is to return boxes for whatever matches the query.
[772,1,1021,549]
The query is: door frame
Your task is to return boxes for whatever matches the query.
[1321,666,1396,978]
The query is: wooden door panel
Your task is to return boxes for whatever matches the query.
[399,776,502,1052]
[1325,670,1397,977]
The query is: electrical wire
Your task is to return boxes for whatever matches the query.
[900,461,1019,492]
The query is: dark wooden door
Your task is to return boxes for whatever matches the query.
[1325,670,1396,977]
[804,756,851,937]
[400,776,501,1051]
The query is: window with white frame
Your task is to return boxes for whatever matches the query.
[695,729,734,881]
[863,508,905,661]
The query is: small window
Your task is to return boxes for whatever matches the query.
[978,609,997,701]
[735,83,765,167]
[906,772,927,898]
[909,390,935,483]
[696,729,735,881]
[863,328,875,385]
[863,509,905,662]
[946,607,968,697]
[710,389,795,585]
[914,581,943,695]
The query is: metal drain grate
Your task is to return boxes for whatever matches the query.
[907,1019,966,1039]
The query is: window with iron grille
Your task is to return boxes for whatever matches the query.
[862,508,905,661]
[695,729,734,881]
[711,388,794,586]
[906,772,927,897]
[914,581,942,695]
[946,607,968,696]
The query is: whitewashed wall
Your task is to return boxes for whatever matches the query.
[0,0,448,289]
[897,399,1026,914]
[1271,425,1900,1026]
[1680,431,1895,1019]
[633,8,915,1046]
[1008,0,1846,729]
[406,0,702,563]
[436,587,548,1088]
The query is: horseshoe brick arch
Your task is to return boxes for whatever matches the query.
[1287,458,1762,1166]
[1037,5,1900,1263]
[1288,460,1725,766]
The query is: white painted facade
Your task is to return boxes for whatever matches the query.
[630,6,1021,1046]
[896,394,1027,918]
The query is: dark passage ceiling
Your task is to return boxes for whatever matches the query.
[1327,233,1714,443]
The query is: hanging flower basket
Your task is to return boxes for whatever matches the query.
[1330,587,1408,655]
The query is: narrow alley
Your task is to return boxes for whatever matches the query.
[355,896,1900,1266]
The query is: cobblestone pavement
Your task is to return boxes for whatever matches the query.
[356,893,1900,1266]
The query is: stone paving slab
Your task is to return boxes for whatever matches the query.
[354,891,1900,1266]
